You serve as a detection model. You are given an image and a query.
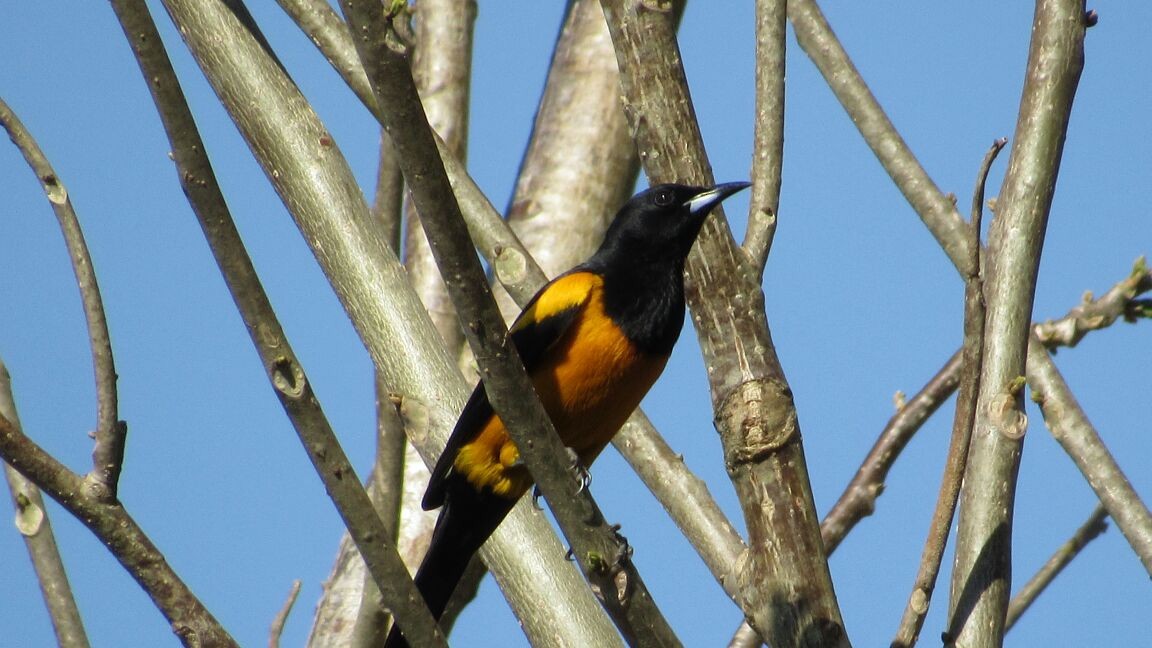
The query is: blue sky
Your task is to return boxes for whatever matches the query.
[2,2,1149,647]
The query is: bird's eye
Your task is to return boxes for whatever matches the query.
[653,188,675,206]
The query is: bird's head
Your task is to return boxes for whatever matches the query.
[597,182,751,264]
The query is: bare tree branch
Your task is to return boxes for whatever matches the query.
[496,0,642,319]
[821,351,963,554]
[403,0,476,352]
[1033,257,1152,347]
[339,4,676,645]
[822,254,1152,556]
[388,0,480,637]
[783,11,1139,621]
[617,410,748,593]
[0,98,125,500]
[270,4,651,639]
[371,134,404,251]
[111,2,447,645]
[0,412,236,646]
[892,138,1004,648]
[1,361,90,648]
[720,1,788,642]
[347,387,412,647]
[787,0,973,274]
[744,0,787,278]
[269,579,303,648]
[1027,340,1152,575]
[597,1,849,646]
[1005,505,1109,631]
[949,3,1087,645]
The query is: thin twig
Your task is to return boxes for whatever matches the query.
[1033,256,1152,347]
[822,255,1152,554]
[371,133,404,252]
[820,351,963,554]
[269,579,303,648]
[891,138,1004,648]
[1005,505,1109,631]
[111,2,447,646]
[1027,340,1152,575]
[0,98,125,500]
[1,361,90,648]
[0,415,237,646]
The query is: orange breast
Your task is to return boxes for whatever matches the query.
[452,277,667,498]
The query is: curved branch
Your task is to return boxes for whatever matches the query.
[0,406,236,646]
[0,98,124,499]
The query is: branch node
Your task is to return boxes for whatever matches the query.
[909,587,929,614]
[271,357,307,399]
[14,492,45,536]
[41,173,69,205]
[989,393,1028,441]
[493,245,528,287]
[715,378,797,468]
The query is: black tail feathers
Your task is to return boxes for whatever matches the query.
[382,476,517,648]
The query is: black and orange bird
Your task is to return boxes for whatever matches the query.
[384,181,749,647]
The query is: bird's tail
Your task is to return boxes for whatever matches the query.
[382,477,516,648]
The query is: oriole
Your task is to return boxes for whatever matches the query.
[384,182,749,647]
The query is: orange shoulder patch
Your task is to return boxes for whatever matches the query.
[511,271,600,334]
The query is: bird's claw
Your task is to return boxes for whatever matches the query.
[565,447,591,494]
[609,523,633,567]
[531,485,544,510]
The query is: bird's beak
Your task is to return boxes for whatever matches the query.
[686,181,752,216]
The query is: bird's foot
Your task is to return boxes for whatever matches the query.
[609,523,633,569]
[565,447,591,494]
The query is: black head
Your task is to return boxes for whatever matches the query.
[593,182,751,266]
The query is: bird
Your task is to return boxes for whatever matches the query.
[384,181,750,647]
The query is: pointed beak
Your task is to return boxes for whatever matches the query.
[686,181,752,216]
